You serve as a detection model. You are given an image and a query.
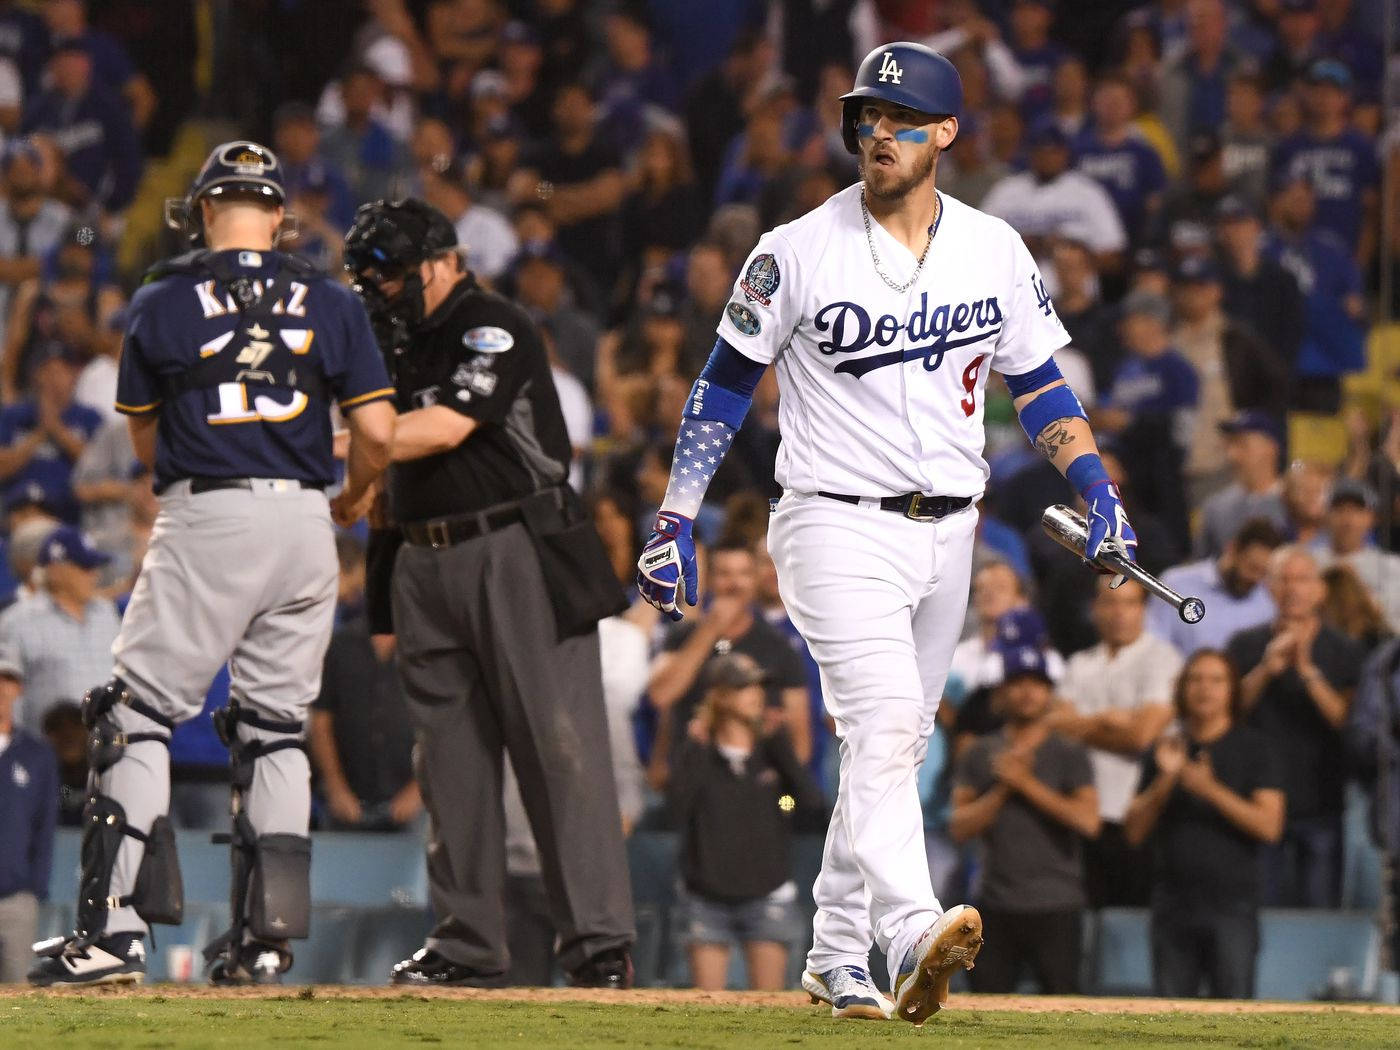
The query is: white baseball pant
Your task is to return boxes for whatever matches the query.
[767,490,977,986]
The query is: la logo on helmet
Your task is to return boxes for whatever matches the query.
[878,52,903,84]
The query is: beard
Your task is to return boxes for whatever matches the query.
[860,146,939,203]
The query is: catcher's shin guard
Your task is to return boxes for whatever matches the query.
[60,680,182,948]
[204,700,311,973]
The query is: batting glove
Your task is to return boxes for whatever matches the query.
[637,512,698,621]
[1084,480,1138,586]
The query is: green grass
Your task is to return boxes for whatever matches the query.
[3,996,1397,1050]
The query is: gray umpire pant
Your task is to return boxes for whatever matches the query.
[103,480,338,937]
[392,521,634,974]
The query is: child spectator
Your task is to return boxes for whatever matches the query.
[669,653,822,991]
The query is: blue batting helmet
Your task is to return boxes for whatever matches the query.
[839,42,963,154]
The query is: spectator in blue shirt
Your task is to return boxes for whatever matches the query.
[1007,0,1064,125]
[1149,518,1282,658]
[1265,172,1366,412]
[1101,290,1199,431]
[595,6,681,156]
[41,0,154,130]
[1098,289,1197,543]
[319,64,412,208]
[0,648,57,982]
[0,349,102,524]
[20,41,141,214]
[272,102,355,230]
[1270,60,1379,266]
[1075,72,1168,245]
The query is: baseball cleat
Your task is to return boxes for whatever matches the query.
[891,905,983,1026]
[803,965,892,1019]
[28,933,146,987]
[208,941,290,986]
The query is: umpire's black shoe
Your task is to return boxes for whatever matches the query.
[208,942,290,986]
[389,948,508,987]
[566,947,634,990]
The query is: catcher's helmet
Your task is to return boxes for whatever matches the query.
[164,141,287,244]
[343,198,459,347]
[839,42,962,154]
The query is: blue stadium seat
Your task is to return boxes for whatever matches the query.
[1342,784,1383,911]
[311,831,428,907]
[1256,910,1380,1001]
[1089,907,1153,996]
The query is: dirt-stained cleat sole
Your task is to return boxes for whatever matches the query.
[891,905,984,1027]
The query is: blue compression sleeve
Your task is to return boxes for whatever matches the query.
[660,340,764,519]
[1003,358,1064,398]
[1015,385,1086,445]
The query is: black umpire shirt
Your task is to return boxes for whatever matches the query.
[389,274,572,522]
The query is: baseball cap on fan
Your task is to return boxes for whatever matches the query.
[1218,409,1284,448]
[992,608,1053,683]
[702,652,768,691]
[38,525,112,571]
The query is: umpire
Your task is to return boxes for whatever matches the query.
[343,199,635,988]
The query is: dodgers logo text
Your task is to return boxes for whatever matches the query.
[814,293,1002,378]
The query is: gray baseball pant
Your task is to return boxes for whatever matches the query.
[100,480,337,937]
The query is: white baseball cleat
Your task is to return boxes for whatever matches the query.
[802,964,893,1020]
[891,904,984,1026]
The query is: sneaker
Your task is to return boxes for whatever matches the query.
[891,905,984,1027]
[209,941,290,986]
[802,965,892,1020]
[566,947,634,989]
[28,933,146,987]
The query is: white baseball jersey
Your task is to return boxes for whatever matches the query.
[718,185,1070,498]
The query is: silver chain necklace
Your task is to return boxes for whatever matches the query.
[860,188,942,294]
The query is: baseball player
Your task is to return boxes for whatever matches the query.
[636,44,1137,1024]
[29,141,396,986]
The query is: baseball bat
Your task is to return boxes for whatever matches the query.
[1041,504,1206,625]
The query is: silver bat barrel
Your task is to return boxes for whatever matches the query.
[1041,505,1206,625]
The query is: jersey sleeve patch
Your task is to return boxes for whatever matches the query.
[739,253,780,307]
[463,326,514,354]
[726,301,762,336]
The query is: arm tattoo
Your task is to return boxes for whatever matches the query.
[1034,417,1080,461]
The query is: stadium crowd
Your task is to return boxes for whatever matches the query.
[0,0,1397,997]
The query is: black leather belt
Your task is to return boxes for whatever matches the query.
[188,476,327,494]
[401,505,527,549]
[817,490,974,522]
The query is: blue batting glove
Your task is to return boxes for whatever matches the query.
[636,512,698,621]
[1083,480,1138,585]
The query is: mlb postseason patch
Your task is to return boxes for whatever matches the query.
[740,253,780,306]
[726,300,761,336]
[462,326,514,353]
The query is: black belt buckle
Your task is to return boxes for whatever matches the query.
[425,520,452,549]
[903,493,939,522]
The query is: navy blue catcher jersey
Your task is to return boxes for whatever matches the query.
[116,248,393,491]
